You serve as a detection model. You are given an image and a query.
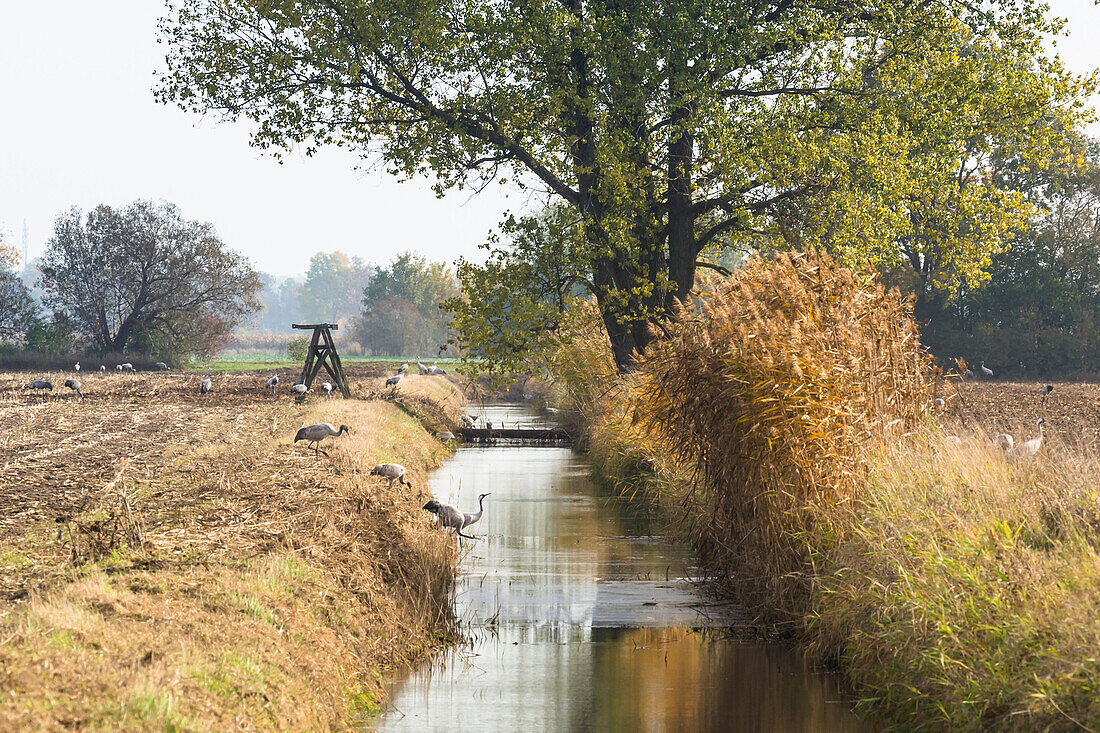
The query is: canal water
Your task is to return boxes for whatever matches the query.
[373,404,866,732]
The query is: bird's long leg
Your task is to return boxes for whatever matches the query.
[457,529,477,540]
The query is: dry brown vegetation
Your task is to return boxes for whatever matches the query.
[551,251,1100,731]
[0,368,464,729]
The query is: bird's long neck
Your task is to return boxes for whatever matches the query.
[337,425,347,436]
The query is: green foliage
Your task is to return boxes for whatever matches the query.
[286,336,309,363]
[23,315,78,355]
[157,0,1093,372]
[298,251,370,324]
[357,253,458,356]
[445,206,585,377]
[922,138,1100,376]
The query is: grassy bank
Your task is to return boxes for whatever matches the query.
[0,370,463,729]
[551,253,1100,730]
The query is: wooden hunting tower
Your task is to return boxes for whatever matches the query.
[293,323,351,397]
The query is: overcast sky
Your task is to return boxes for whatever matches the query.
[1,1,1097,278]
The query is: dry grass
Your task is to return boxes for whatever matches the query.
[0,368,460,729]
[553,251,1100,730]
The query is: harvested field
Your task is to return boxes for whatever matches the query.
[0,367,465,729]
[941,378,1100,447]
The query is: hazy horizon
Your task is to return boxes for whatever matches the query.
[2,0,1096,278]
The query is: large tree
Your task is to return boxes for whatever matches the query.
[298,250,371,323]
[158,0,1089,370]
[357,252,459,355]
[40,201,262,357]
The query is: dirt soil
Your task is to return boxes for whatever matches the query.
[941,378,1100,449]
[0,366,465,730]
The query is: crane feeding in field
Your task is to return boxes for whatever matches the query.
[965,368,974,378]
[64,379,84,399]
[154,362,170,371]
[1040,384,1054,405]
[99,365,106,372]
[294,423,350,455]
[1009,418,1045,458]
[427,364,447,376]
[422,493,491,540]
[290,383,311,396]
[398,362,409,374]
[994,433,1014,450]
[980,362,993,378]
[23,379,52,391]
[321,381,333,395]
[265,375,280,392]
[370,463,411,489]
[73,362,80,372]
[200,377,212,394]
[385,372,403,387]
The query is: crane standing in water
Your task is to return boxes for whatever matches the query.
[423,493,491,540]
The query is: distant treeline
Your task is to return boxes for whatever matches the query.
[244,251,459,358]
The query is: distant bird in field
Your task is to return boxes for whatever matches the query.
[116,364,123,372]
[423,493,491,540]
[980,361,993,378]
[994,433,1014,450]
[1040,384,1054,405]
[99,365,106,372]
[321,382,334,395]
[428,364,446,376]
[154,362,170,371]
[438,431,456,442]
[265,375,279,393]
[417,361,430,375]
[290,383,311,396]
[294,423,350,455]
[1009,418,1045,458]
[64,379,84,399]
[964,368,974,379]
[200,377,212,394]
[398,362,409,374]
[386,372,403,387]
[371,463,411,489]
[23,379,52,391]
[73,362,80,372]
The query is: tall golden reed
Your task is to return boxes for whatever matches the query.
[635,250,930,616]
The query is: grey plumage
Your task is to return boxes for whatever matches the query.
[423,493,491,539]
[294,422,349,455]
[370,463,411,489]
[200,377,212,394]
[23,379,53,391]
[1008,418,1045,458]
[1040,384,1054,405]
[290,383,311,395]
[265,375,279,392]
[980,361,993,378]
[154,362,170,371]
[321,382,334,395]
[64,379,84,399]
[385,372,403,387]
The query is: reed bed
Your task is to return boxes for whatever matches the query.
[553,250,1100,729]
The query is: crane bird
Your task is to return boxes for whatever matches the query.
[994,433,1014,450]
[398,362,409,374]
[965,368,974,379]
[294,422,350,455]
[73,362,80,372]
[980,362,993,378]
[370,463,411,489]
[99,365,106,372]
[417,361,430,375]
[460,415,475,429]
[23,379,53,391]
[438,431,456,442]
[385,372,404,387]
[290,383,311,396]
[1009,418,1045,458]
[321,382,334,395]
[200,377,212,394]
[1040,384,1054,405]
[423,493,491,540]
[64,379,84,399]
[428,364,447,376]
[154,362,170,371]
[265,374,280,392]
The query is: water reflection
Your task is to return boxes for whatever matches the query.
[374,405,866,732]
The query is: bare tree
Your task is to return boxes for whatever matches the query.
[39,201,261,357]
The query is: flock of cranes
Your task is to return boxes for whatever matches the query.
[940,361,1051,458]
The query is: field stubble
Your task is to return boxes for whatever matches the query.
[0,366,466,729]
